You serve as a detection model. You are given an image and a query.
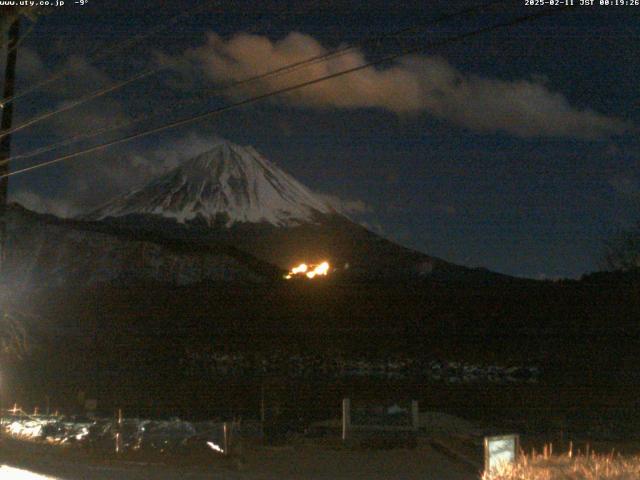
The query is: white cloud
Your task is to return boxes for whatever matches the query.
[187,31,631,140]
[317,193,372,215]
[10,189,79,218]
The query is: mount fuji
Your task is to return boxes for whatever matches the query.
[85,140,334,228]
[80,139,490,281]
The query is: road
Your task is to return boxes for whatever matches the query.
[0,439,479,479]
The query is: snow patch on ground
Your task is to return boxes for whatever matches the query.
[0,466,61,480]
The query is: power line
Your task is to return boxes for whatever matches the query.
[0,66,163,140]
[2,5,570,180]
[192,0,509,98]
[0,5,571,180]
[0,0,336,154]
[0,2,215,109]
[0,0,509,166]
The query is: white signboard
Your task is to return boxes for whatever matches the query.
[484,434,519,473]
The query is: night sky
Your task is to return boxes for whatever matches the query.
[3,0,639,279]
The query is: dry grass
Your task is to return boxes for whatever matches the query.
[483,444,640,480]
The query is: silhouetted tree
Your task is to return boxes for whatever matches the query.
[602,222,640,271]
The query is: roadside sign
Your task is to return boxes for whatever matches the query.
[484,434,519,473]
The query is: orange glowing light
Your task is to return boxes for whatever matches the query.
[286,261,330,279]
[291,263,308,274]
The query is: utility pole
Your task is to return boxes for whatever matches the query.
[0,13,21,272]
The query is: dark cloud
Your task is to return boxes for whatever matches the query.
[6,47,227,216]
[59,132,224,216]
[5,48,112,99]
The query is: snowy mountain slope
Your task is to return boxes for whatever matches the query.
[4,204,280,287]
[85,140,333,227]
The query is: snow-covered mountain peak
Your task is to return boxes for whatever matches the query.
[86,139,334,227]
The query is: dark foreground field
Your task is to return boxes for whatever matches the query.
[0,434,479,480]
[6,274,640,439]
